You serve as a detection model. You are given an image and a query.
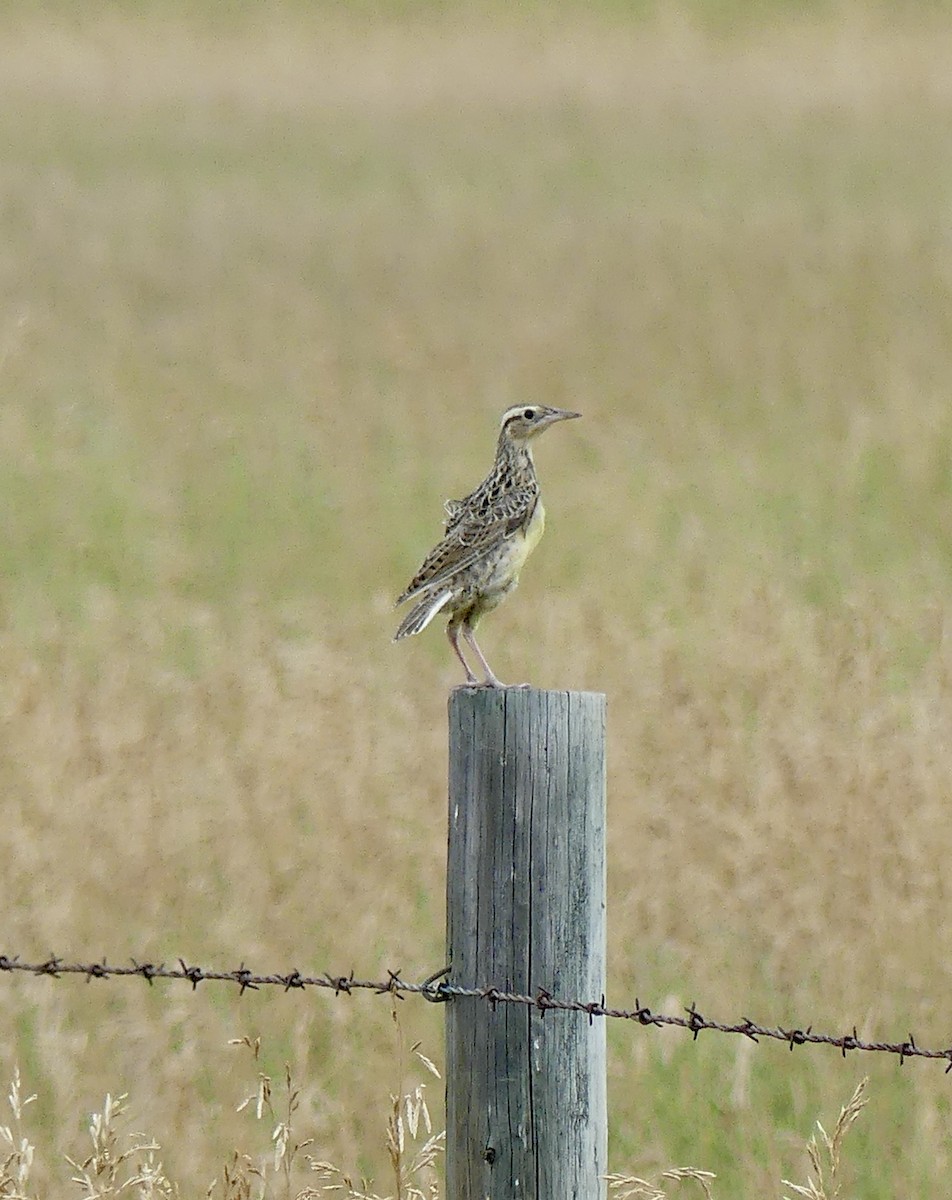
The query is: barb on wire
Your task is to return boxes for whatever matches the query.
[2,953,951,1071]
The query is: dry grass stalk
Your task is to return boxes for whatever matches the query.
[226,1017,442,1200]
[0,1067,37,1200]
[782,1078,869,1200]
[207,1153,260,1200]
[607,1168,716,1200]
[65,1091,176,1198]
[227,1037,314,1199]
[310,1013,443,1200]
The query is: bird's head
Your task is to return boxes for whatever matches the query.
[499,404,581,442]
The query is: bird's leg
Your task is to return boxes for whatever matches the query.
[462,622,508,688]
[447,617,479,687]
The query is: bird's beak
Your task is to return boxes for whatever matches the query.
[545,407,582,424]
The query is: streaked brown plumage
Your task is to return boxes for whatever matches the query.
[394,404,580,687]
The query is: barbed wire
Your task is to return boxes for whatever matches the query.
[2,953,949,1070]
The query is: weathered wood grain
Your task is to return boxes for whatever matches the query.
[446,687,607,1200]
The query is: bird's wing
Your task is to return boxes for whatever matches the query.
[396,488,537,606]
[443,469,504,530]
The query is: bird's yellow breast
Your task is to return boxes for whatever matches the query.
[467,497,546,616]
[508,497,545,574]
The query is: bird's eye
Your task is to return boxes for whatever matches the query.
[523,408,536,420]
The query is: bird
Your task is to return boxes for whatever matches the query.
[393,404,580,687]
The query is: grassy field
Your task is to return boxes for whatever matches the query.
[2,4,952,1195]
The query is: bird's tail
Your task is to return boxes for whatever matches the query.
[393,589,453,641]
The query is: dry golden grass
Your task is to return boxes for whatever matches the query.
[2,5,952,1195]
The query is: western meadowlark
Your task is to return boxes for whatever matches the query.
[393,404,580,687]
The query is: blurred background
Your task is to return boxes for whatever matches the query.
[2,0,952,1193]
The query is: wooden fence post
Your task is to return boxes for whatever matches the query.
[446,687,607,1200]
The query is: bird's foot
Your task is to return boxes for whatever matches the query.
[452,679,532,690]
[452,670,531,690]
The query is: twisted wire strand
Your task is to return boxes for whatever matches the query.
[1,953,948,1070]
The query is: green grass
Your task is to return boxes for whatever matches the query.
[2,6,952,1196]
